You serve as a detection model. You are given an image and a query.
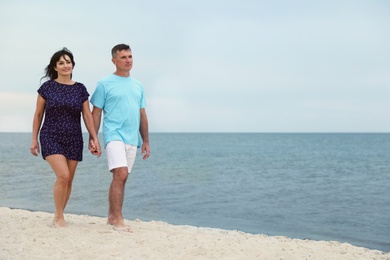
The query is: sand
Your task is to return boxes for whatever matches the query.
[0,207,388,260]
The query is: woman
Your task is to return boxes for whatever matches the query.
[30,47,101,227]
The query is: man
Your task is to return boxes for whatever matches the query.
[90,43,150,232]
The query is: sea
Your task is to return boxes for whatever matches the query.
[1,133,389,252]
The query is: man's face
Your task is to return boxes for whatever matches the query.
[112,50,133,72]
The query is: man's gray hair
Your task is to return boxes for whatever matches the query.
[111,44,131,58]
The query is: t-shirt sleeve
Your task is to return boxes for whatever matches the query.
[140,88,146,109]
[90,81,105,109]
[37,81,49,100]
[79,83,90,103]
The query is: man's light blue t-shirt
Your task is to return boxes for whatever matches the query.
[90,74,146,148]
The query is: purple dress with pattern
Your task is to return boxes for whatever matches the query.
[38,80,89,161]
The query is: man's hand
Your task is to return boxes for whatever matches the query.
[89,137,102,157]
[141,142,150,160]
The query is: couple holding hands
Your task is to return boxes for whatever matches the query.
[30,44,150,232]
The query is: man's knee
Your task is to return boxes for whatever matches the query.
[112,167,128,182]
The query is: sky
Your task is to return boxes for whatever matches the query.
[0,0,389,133]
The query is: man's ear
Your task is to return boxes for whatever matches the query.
[111,58,116,65]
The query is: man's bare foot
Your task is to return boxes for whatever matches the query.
[112,224,132,232]
[107,218,132,232]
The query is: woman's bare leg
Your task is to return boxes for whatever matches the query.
[46,154,72,227]
[63,159,78,210]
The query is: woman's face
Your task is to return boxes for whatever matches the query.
[54,55,73,77]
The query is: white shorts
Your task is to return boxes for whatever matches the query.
[106,141,137,172]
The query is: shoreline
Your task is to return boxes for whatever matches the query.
[1,207,389,260]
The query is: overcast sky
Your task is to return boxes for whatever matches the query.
[1,0,389,133]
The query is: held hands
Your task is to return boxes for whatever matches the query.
[88,137,102,158]
[30,138,101,157]
[30,140,40,156]
[88,137,149,159]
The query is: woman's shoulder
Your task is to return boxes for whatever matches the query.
[41,79,54,86]
[74,81,88,90]
[74,82,90,96]
[73,81,84,86]
[38,80,54,90]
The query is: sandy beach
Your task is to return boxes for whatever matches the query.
[0,207,388,260]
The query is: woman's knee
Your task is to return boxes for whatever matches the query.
[56,171,70,183]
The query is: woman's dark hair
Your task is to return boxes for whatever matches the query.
[41,47,75,81]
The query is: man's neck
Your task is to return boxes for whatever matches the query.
[114,70,130,77]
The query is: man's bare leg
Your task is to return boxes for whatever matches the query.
[107,167,131,232]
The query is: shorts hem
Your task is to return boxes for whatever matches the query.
[108,165,129,172]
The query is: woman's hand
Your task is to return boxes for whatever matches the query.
[30,140,40,156]
[89,137,102,158]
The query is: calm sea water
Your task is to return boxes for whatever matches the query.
[1,133,389,252]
